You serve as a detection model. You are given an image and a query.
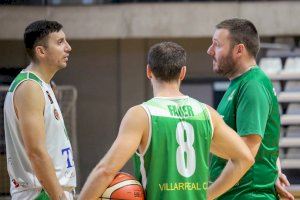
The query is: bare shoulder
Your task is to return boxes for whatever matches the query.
[128,105,147,114]
[15,80,43,97]
[205,104,217,116]
[204,104,221,127]
[125,105,148,122]
[14,80,45,111]
[120,105,149,131]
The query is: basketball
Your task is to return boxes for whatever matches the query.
[101,172,145,200]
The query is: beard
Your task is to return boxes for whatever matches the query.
[213,50,237,77]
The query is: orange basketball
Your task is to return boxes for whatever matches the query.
[101,172,145,200]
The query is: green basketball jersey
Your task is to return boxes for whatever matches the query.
[210,66,280,200]
[133,96,213,200]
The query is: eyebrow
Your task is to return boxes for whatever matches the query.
[213,38,219,43]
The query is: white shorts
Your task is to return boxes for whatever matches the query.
[11,189,75,200]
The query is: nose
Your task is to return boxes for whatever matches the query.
[65,41,72,52]
[207,44,214,56]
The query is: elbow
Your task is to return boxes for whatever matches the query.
[26,147,47,163]
[244,153,255,169]
[233,151,255,171]
[93,163,117,180]
[232,153,254,175]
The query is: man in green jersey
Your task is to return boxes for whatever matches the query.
[207,18,294,200]
[79,42,254,200]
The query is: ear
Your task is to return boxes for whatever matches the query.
[35,45,47,60]
[179,66,186,81]
[235,44,245,57]
[146,65,152,80]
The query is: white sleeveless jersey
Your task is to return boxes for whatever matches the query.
[4,71,76,195]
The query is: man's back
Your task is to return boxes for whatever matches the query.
[134,96,213,200]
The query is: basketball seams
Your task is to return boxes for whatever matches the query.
[111,184,143,200]
[102,180,142,198]
[109,173,135,186]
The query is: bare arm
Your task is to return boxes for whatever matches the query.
[207,106,254,200]
[241,134,261,157]
[78,105,148,200]
[14,81,65,200]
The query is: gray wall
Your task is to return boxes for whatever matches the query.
[2,2,300,39]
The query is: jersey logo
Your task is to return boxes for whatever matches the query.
[228,90,236,101]
[46,91,54,104]
[11,178,29,189]
[12,179,20,188]
[62,147,74,168]
[54,108,60,120]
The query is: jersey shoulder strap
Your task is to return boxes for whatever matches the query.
[9,71,43,93]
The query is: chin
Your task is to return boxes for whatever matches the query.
[213,66,220,73]
[213,68,224,75]
[59,63,68,69]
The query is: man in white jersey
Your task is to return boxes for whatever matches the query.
[4,20,76,200]
[79,42,254,200]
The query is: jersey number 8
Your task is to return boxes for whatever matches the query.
[176,121,196,178]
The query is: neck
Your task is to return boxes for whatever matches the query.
[152,80,184,97]
[26,62,57,84]
[228,58,257,80]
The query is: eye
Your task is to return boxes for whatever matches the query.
[58,39,64,44]
[215,41,221,48]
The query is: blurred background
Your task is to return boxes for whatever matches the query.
[0,0,300,198]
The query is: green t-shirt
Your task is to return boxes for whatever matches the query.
[133,96,213,200]
[210,66,280,200]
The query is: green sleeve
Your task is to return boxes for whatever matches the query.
[236,80,271,138]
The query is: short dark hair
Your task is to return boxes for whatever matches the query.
[24,20,63,61]
[147,42,186,82]
[216,18,260,58]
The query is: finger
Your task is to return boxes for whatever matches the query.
[280,174,291,186]
[278,188,295,200]
[276,184,290,197]
[275,179,294,200]
[277,186,286,196]
[276,181,285,191]
[286,191,295,200]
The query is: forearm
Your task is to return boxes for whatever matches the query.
[208,159,252,200]
[79,106,146,200]
[79,165,116,200]
[28,150,65,200]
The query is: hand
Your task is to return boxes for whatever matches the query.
[276,173,294,200]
